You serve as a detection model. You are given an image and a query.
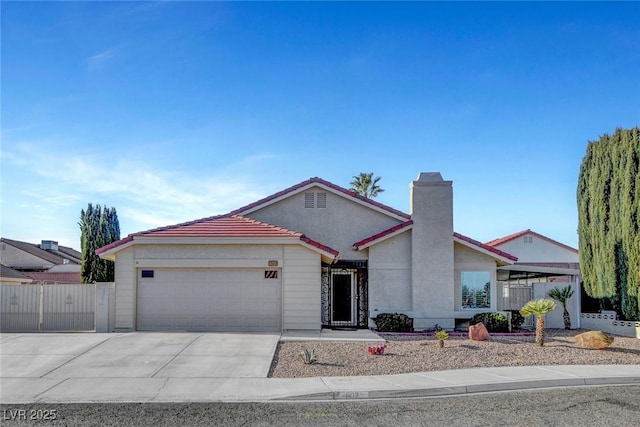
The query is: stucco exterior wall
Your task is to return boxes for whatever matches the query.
[410,176,454,328]
[453,242,499,317]
[134,244,284,262]
[0,244,55,269]
[247,185,403,259]
[114,247,136,331]
[282,246,321,330]
[368,231,412,318]
[533,281,580,329]
[494,235,578,263]
[112,243,322,331]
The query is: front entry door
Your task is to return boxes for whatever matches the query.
[331,272,354,325]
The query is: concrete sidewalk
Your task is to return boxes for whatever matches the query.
[3,365,639,403]
[2,332,639,403]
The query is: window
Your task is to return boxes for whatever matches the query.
[524,235,533,244]
[264,270,278,279]
[141,270,154,278]
[461,271,491,309]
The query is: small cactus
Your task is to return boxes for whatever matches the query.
[300,348,317,364]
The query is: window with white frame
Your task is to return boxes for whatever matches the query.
[461,271,491,309]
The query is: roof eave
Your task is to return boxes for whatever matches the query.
[454,236,518,265]
[353,222,414,250]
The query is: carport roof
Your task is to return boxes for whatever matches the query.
[96,215,339,261]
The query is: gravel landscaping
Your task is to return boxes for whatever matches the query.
[268,329,640,378]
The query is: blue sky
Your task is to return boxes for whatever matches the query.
[2,1,639,250]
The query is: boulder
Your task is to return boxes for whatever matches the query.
[468,322,490,341]
[575,331,614,349]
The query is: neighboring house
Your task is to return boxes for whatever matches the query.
[0,264,34,285]
[0,238,82,284]
[97,172,518,333]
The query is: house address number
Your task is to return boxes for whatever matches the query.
[264,270,278,279]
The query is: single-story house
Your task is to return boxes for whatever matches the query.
[0,238,82,284]
[97,172,519,332]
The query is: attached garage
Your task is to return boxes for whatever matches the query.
[96,215,338,332]
[136,268,282,332]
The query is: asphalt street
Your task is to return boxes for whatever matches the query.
[2,385,639,427]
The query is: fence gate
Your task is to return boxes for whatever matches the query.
[499,283,534,328]
[1,284,95,332]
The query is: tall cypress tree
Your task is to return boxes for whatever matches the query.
[80,203,120,283]
[577,127,640,320]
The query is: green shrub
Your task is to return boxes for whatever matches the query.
[508,310,525,331]
[373,313,413,332]
[470,312,509,332]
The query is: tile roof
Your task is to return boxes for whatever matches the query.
[0,264,33,281]
[135,214,304,238]
[353,220,414,249]
[24,271,82,284]
[485,229,578,253]
[230,177,411,220]
[453,232,519,262]
[1,238,80,266]
[96,215,339,257]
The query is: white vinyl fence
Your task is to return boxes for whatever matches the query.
[1,283,115,332]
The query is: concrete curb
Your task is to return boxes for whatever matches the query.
[279,376,640,401]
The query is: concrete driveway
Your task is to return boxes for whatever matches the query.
[1,332,280,401]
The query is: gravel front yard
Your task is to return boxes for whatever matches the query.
[268,329,640,378]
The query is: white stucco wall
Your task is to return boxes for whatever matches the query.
[282,245,321,330]
[494,234,578,263]
[533,281,580,329]
[368,231,412,319]
[246,185,404,259]
[453,242,499,318]
[112,243,322,331]
[410,175,455,328]
[114,247,136,331]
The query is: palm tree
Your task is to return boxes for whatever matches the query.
[350,172,384,198]
[520,299,556,346]
[548,285,575,330]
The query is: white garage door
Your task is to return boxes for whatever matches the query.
[137,269,281,332]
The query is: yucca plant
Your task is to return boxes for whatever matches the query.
[435,330,449,348]
[300,348,317,364]
[520,299,556,347]
[548,285,575,330]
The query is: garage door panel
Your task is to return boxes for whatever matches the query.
[137,269,281,332]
